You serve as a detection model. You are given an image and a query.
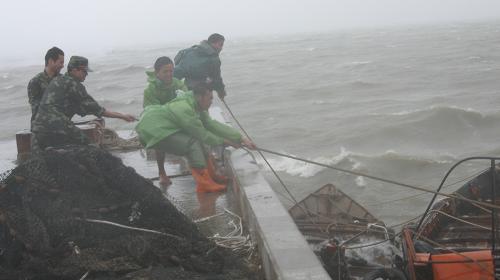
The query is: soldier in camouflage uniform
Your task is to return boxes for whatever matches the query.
[27,47,65,124]
[31,56,136,150]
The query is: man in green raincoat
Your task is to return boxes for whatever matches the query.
[136,82,255,193]
[143,56,188,186]
[143,56,187,107]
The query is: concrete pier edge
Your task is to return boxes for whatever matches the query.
[213,106,331,280]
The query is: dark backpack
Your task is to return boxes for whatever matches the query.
[174,46,195,66]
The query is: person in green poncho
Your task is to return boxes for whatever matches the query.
[143,56,188,186]
[136,82,255,193]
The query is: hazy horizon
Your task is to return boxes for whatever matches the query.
[1,0,500,67]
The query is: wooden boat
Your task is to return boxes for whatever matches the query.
[289,183,399,279]
[400,159,500,280]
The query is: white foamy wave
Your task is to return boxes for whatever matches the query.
[261,147,353,178]
[341,61,373,67]
[2,74,9,79]
[466,56,481,60]
[310,100,326,105]
[355,176,366,187]
[372,105,482,117]
[306,47,316,51]
[352,161,362,170]
[380,149,455,164]
[2,85,15,90]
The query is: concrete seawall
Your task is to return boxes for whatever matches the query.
[214,106,331,280]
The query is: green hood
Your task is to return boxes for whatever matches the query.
[142,71,188,108]
[146,70,156,82]
[146,70,165,87]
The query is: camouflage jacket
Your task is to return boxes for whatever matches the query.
[27,71,61,122]
[31,72,105,135]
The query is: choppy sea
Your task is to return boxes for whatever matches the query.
[1,20,499,226]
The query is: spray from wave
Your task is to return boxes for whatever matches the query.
[259,147,355,178]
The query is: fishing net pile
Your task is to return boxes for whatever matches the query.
[0,145,257,280]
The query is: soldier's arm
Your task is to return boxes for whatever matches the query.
[102,110,136,122]
[74,83,105,117]
[27,78,40,105]
[210,59,226,98]
[73,84,136,122]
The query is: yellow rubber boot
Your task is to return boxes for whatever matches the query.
[191,168,226,193]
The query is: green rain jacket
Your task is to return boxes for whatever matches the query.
[136,91,241,149]
[142,71,188,108]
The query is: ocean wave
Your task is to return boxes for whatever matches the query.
[339,61,373,69]
[310,100,327,105]
[260,147,354,178]
[1,84,25,96]
[340,105,500,160]
[349,60,373,66]
[373,105,485,118]
[98,65,147,75]
[96,84,128,91]
[2,84,23,91]
[260,147,455,178]
[355,176,366,187]
[95,97,139,106]
[466,56,482,61]
[401,106,495,127]
[376,150,456,164]
[348,80,383,88]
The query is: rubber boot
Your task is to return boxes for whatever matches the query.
[191,168,226,193]
[207,154,229,184]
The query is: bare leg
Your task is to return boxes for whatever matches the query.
[156,150,171,186]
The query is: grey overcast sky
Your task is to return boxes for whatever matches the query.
[1,0,500,65]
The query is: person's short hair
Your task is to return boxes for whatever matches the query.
[192,82,213,96]
[154,56,173,72]
[207,33,225,44]
[45,47,64,66]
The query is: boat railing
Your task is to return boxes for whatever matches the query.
[412,156,500,279]
[416,157,500,235]
[368,222,390,241]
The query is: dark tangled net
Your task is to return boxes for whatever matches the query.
[0,145,257,280]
